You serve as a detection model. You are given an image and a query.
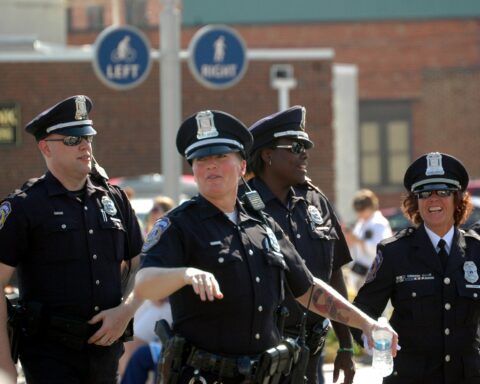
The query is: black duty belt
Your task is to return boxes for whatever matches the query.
[186,347,259,378]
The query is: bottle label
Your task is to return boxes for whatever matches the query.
[374,339,392,351]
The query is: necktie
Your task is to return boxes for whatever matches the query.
[437,239,448,269]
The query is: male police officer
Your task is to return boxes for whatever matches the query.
[353,152,480,384]
[0,95,143,383]
[134,110,397,384]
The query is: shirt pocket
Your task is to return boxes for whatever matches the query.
[455,283,480,326]
[42,218,82,263]
[99,218,127,261]
[395,280,437,325]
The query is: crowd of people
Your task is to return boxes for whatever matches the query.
[1,94,479,384]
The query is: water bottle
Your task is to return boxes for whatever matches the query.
[372,317,393,377]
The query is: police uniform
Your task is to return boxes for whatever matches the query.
[0,95,143,383]
[353,152,480,384]
[247,106,352,384]
[140,110,314,384]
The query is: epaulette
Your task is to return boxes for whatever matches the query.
[6,176,45,200]
[168,196,198,215]
[381,226,416,245]
[463,227,480,241]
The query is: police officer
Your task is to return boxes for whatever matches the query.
[246,106,355,384]
[0,95,143,383]
[352,152,480,384]
[134,110,397,384]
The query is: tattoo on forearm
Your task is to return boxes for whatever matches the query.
[312,286,351,324]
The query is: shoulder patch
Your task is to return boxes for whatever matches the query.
[365,249,384,283]
[8,176,45,200]
[382,227,415,245]
[142,217,171,253]
[0,201,12,230]
[463,228,480,241]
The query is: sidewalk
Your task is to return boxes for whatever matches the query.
[323,362,383,384]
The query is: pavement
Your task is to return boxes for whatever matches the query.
[323,362,383,384]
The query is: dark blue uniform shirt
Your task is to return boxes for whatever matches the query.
[0,171,143,319]
[140,195,314,356]
[353,225,480,384]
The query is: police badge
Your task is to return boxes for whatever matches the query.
[195,110,219,139]
[265,227,281,252]
[0,201,12,230]
[101,196,117,216]
[463,261,479,284]
[74,95,88,121]
[307,205,323,226]
[425,152,445,176]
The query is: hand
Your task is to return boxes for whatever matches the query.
[0,357,17,384]
[87,305,131,346]
[333,351,355,384]
[363,319,399,357]
[184,268,223,301]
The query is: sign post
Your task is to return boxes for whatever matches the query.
[188,25,248,89]
[93,25,152,90]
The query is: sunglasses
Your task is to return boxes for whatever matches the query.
[415,190,455,199]
[274,142,307,154]
[44,135,94,146]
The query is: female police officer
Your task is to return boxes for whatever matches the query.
[246,106,355,384]
[134,110,397,384]
[353,152,480,384]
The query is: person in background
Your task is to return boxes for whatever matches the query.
[246,106,355,384]
[352,152,480,383]
[134,109,397,384]
[345,189,393,292]
[119,195,175,382]
[0,95,143,383]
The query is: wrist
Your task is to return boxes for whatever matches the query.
[338,347,354,353]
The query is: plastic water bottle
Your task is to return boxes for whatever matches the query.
[372,317,393,377]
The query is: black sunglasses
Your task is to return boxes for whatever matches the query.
[44,135,94,146]
[274,142,307,154]
[415,190,455,199]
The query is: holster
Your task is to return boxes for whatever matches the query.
[306,320,330,356]
[6,297,25,364]
[155,320,186,384]
[253,338,296,384]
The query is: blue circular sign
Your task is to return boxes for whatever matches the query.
[93,25,152,90]
[188,25,248,90]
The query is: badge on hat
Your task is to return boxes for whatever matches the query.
[307,205,324,225]
[142,217,171,253]
[101,196,117,216]
[300,107,306,130]
[196,110,219,139]
[425,152,445,176]
[265,227,281,252]
[464,261,479,284]
[74,96,89,121]
[0,201,12,230]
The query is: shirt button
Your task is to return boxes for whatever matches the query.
[411,292,417,298]
[393,371,398,376]
[256,277,261,283]
[445,328,450,335]
[474,293,478,298]
[258,306,263,312]
[445,303,451,310]
[61,224,66,229]
[444,277,450,285]
[94,306,100,311]
[296,234,301,239]
[95,280,100,286]
[255,333,260,340]
[93,254,97,260]
[84,206,88,210]
[218,257,224,263]
[248,249,254,256]
[445,355,450,362]
[89,229,94,234]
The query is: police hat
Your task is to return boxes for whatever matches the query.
[176,110,253,161]
[404,152,469,192]
[248,105,314,154]
[25,95,97,141]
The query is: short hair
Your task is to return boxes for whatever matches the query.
[401,191,473,226]
[152,195,175,214]
[352,189,379,212]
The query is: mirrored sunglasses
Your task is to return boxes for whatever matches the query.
[415,190,454,199]
[44,135,94,146]
[274,141,306,154]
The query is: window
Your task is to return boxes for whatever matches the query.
[87,5,104,31]
[125,0,148,27]
[359,101,412,188]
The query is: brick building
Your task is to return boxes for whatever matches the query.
[2,0,480,222]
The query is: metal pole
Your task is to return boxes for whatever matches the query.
[160,0,182,203]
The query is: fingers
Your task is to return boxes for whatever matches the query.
[186,269,223,301]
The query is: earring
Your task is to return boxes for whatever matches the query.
[268,158,272,166]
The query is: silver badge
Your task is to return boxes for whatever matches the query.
[464,261,479,284]
[300,107,306,130]
[307,205,323,225]
[142,217,171,252]
[74,96,88,121]
[425,152,445,176]
[265,227,281,252]
[195,110,219,139]
[0,201,12,230]
[101,196,117,216]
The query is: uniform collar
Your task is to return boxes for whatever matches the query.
[195,194,263,224]
[249,177,302,207]
[424,224,454,254]
[44,171,106,197]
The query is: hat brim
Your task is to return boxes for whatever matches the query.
[187,145,242,161]
[53,125,97,137]
[413,183,460,192]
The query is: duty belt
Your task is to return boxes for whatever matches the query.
[186,347,259,379]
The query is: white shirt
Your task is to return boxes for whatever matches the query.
[424,224,454,255]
